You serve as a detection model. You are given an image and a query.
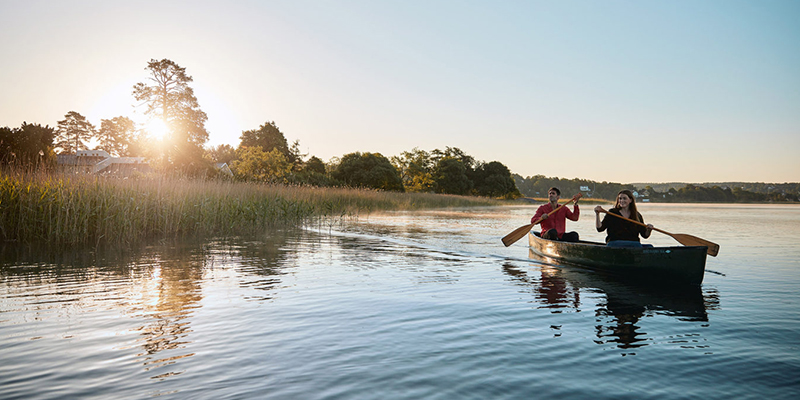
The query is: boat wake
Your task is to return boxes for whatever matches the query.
[302,226,541,268]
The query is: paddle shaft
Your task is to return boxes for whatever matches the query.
[597,209,720,256]
[598,209,657,232]
[532,198,576,226]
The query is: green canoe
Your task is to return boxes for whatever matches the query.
[528,232,708,285]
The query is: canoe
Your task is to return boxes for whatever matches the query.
[528,233,707,285]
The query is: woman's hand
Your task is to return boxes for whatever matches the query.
[594,206,605,214]
[594,206,604,230]
[642,223,654,238]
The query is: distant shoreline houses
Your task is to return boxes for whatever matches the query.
[56,150,150,175]
[55,150,233,177]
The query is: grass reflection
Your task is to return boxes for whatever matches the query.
[0,234,295,381]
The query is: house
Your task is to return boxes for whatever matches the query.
[214,162,233,177]
[57,150,150,175]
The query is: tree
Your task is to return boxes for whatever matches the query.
[289,139,306,168]
[391,147,434,192]
[206,144,236,165]
[231,146,292,182]
[0,126,12,163]
[431,156,472,195]
[133,58,209,173]
[472,161,520,198]
[287,155,333,186]
[303,156,326,174]
[331,152,404,191]
[125,131,152,159]
[238,121,296,164]
[431,147,475,172]
[0,122,55,166]
[97,116,136,156]
[55,111,95,154]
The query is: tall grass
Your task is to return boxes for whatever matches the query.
[0,170,500,245]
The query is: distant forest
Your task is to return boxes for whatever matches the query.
[514,175,800,203]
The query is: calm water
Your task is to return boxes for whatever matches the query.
[1,203,799,399]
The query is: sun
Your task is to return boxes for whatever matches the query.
[145,119,169,141]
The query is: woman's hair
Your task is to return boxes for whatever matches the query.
[615,189,641,222]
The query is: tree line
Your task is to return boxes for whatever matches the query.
[1,58,520,198]
[513,174,799,203]
[3,57,794,202]
[635,182,800,197]
[513,174,637,201]
[640,184,799,203]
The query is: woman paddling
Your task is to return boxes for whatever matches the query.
[594,190,654,247]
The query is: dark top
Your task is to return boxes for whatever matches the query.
[597,208,648,243]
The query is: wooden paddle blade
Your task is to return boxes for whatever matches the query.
[668,233,720,257]
[502,223,533,247]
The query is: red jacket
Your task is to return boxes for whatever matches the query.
[531,203,580,238]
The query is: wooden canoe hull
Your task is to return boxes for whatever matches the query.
[528,233,707,285]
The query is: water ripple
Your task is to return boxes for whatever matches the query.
[2,205,800,399]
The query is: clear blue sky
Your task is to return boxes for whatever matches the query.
[2,0,798,183]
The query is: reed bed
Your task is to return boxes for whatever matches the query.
[0,171,499,246]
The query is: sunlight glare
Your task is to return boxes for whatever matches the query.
[146,119,169,141]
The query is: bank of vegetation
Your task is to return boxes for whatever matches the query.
[0,58,519,246]
[0,171,499,246]
[514,175,800,203]
[635,184,798,203]
[1,58,521,200]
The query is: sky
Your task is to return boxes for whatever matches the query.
[1,0,799,184]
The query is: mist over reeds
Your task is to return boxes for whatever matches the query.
[0,171,499,246]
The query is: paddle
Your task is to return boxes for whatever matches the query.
[597,208,720,257]
[501,193,582,247]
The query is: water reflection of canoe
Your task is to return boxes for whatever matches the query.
[504,260,716,350]
[517,256,714,320]
[528,233,707,285]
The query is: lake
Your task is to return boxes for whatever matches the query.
[1,203,799,399]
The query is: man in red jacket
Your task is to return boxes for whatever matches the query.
[531,187,580,242]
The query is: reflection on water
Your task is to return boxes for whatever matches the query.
[127,248,204,379]
[0,233,294,385]
[211,232,297,301]
[502,257,719,353]
[2,204,799,400]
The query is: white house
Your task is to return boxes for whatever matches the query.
[57,150,150,175]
